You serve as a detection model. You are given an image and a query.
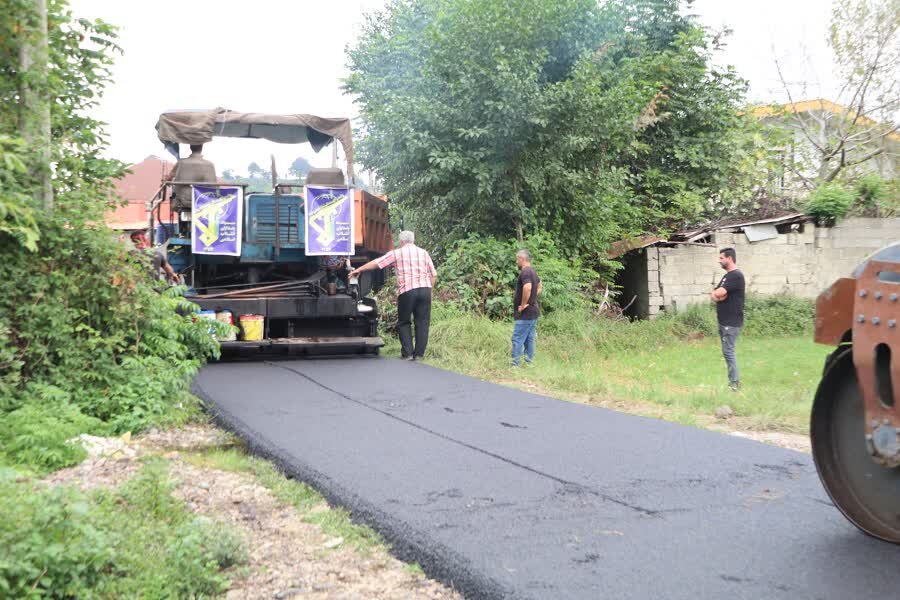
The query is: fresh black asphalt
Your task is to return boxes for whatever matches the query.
[193,358,900,599]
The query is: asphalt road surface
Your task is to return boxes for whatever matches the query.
[193,358,900,600]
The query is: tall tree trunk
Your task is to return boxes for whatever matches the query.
[18,0,53,212]
[512,176,524,242]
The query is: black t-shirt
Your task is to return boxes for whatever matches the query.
[716,269,745,327]
[514,266,541,320]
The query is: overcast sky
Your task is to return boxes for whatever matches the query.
[70,0,835,175]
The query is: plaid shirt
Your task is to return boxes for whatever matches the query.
[376,244,437,294]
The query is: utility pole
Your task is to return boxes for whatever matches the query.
[18,0,53,211]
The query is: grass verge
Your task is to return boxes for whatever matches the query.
[384,299,827,434]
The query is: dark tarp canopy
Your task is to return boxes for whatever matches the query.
[155,108,354,180]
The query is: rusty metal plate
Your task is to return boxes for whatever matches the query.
[815,277,856,345]
[851,260,900,462]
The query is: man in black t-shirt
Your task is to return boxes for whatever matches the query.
[711,247,745,391]
[512,249,542,367]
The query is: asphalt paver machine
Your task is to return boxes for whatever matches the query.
[148,108,392,356]
[811,242,900,542]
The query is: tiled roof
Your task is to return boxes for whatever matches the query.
[107,156,174,229]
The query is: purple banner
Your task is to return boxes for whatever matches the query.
[304,186,354,256]
[191,186,242,256]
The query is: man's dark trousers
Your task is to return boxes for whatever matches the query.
[397,287,432,358]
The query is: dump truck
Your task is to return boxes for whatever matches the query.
[811,242,900,542]
[148,108,392,356]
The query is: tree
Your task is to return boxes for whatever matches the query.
[16,0,52,210]
[0,1,220,469]
[287,156,312,179]
[774,0,899,186]
[345,0,752,260]
[247,161,262,177]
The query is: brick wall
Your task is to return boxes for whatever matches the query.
[643,218,900,317]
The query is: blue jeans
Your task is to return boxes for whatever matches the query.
[719,324,741,384]
[511,319,538,366]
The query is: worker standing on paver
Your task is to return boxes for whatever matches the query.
[349,231,437,361]
[710,247,745,391]
[512,249,542,367]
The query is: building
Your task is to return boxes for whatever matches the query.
[614,215,900,319]
[752,99,900,200]
[107,155,174,232]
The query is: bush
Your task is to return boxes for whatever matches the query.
[0,461,246,598]
[670,303,718,338]
[0,396,98,474]
[805,183,855,224]
[0,215,219,472]
[742,294,814,337]
[854,174,887,209]
[373,278,399,334]
[664,294,813,338]
[0,472,115,598]
[437,233,595,320]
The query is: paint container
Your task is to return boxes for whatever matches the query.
[216,310,237,341]
[239,314,264,341]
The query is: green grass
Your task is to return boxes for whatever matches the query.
[185,447,385,553]
[1,459,245,598]
[387,303,829,433]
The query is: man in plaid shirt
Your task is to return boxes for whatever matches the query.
[349,231,437,361]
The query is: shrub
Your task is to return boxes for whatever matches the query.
[664,294,813,338]
[0,461,246,598]
[0,472,115,599]
[743,294,814,337]
[0,395,99,475]
[805,183,854,224]
[0,215,219,472]
[854,174,887,209]
[671,303,718,338]
[437,233,595,320]
[373,278,399,334]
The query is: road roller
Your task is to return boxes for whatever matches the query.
[811,242,900,542]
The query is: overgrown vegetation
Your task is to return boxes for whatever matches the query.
[804,176,899,222]
[0,1,220,474]
[436,233,595,319]
[346,0,760,260]
[805,182,856,223]
[0,460,245,598]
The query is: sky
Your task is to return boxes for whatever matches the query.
[69,0,837,175]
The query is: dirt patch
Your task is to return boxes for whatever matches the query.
[718,430,811,453]
[46,425,461,599]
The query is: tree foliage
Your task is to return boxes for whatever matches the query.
[345,0,754,260]
[0,0,219,473]
[288,156,313,179]
[436,233,595,319]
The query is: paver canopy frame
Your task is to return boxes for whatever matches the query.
[155,108,355,181]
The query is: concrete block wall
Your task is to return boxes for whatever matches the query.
[646,217,900,317]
